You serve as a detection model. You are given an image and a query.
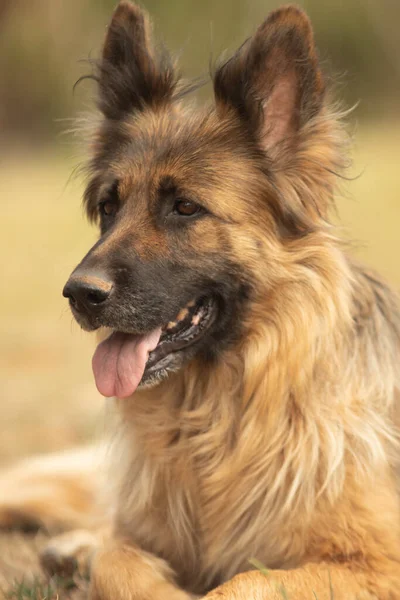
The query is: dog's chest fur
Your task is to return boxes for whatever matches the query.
[111,399,297,594]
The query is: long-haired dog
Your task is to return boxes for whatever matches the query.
[1,2,400,598]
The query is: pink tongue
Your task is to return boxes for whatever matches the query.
[92,328,162,398]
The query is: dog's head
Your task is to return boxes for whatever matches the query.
[64,1,340,398]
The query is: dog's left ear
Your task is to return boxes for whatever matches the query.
[213,6,325,157]
[98,1,178,119]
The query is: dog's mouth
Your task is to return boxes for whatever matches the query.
[92,296,216,398]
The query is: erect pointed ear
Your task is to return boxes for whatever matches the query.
[98,1,178,119]
[213,6,325,156]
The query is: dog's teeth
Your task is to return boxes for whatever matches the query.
[176,308,189,322]
[191,314,200,326]
[167,321,177,330]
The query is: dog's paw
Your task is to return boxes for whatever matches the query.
[40,529,98,578]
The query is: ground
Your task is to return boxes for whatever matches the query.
[0,122,399,598]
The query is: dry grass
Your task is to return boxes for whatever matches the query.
[0,121,399,597]
[0,148,101,465]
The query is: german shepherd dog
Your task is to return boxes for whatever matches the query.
[1,2,400,598]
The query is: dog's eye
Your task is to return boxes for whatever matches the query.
[99,200,117,218]
[173,199,202,217]
[98,181,119,222]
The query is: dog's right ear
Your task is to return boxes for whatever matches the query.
[98,1,178,119]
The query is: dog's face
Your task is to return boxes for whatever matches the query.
[64,1,326,397]
[66,112,258,396]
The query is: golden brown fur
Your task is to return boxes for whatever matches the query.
[1,2,400,599]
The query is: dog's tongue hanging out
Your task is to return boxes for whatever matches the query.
[92,329,162,398]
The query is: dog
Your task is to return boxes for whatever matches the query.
[1,1,400,598]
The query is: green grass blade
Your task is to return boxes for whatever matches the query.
[248,558,270,577]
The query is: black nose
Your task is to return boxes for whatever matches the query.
[63,274,113,311]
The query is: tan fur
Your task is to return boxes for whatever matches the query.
[104,255,400,598]
[0,446,105,532]
[1,3,400,599]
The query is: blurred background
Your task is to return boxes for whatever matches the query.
[1,0,399,465]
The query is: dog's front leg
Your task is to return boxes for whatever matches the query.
[203,563,381,600]
[90,538,195,600]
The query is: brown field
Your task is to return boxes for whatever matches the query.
[0,121,399,597]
